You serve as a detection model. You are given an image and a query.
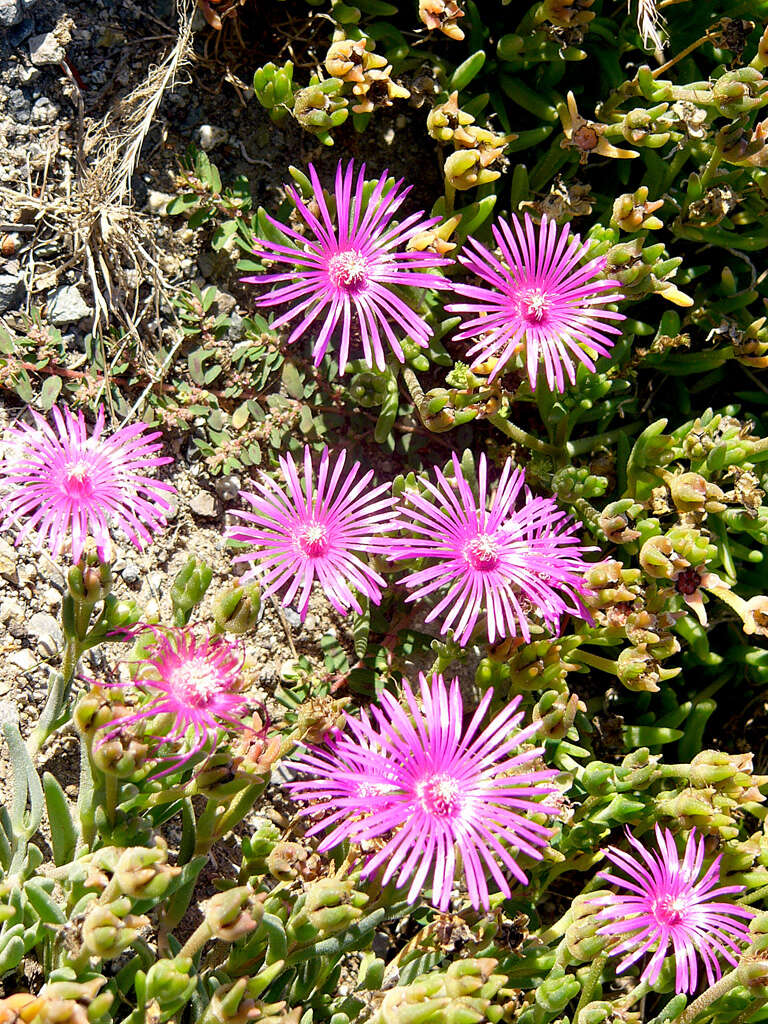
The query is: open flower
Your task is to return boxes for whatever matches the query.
[386,453,593,646]
[98,625,252,776]
[446,213,625,391]
[286,672,558,911]
[226,445,395,620]
[0,404,174,562]
[243,161,451,373]
[594,825,754,994]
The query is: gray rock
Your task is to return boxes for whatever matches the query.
[283,607,302,631]
[9,649,36,672]
[227,312,244,342]
[47,284,92,325]
[215,474,241,501]
[0,272,23,312]
[27,612,63,654]
[29,32,65,66]
[8,87,30,123]
[121,564,140,585]
[190,489,217,518]
[0,0,22,28]
[31,96,58,124]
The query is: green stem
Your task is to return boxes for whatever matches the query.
[574,953,607,1024]
[565,421,644,457]
[573,650,619,675]
[673,967,740,1024]
[739,882,768,906]
[76,737,96,854]
[105,773,119,827]
[27,638,81,757]
[487,412,559,455]
[178,919,213,960]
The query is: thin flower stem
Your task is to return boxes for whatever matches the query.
[652,34,711,78]
[574,953,608,1024]
[672,967,740,1024]
[105,772,119,827]
[486,411,559,455]
[565,421,645,456]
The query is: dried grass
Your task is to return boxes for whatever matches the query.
[0,0,196,361]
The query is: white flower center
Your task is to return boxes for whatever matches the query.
[168,657,221,707]
[465,533,500,571]
[328,249,370,293]
[297,521,330,558]
[520,287,550,323]
[652,893,688,927]
[63,459,95,498]
[417,772,462,818]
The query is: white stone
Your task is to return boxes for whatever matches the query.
[47,284,92,325]
[29,32,65,66]
[9,649,36,671]
[196,124,227,151]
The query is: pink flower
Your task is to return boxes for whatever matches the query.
[242,161,451,373]
[387,452,592,646]
[287,672,558,911]
[445,213,625,391]
[226,445,395,620]
[0,405,174,562]
[594,825,754,994]
[98,625,252,776]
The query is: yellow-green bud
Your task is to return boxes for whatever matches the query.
[213,581,261,635]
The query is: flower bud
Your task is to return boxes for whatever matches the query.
[82,898,150,959]
[203,886,263,942]
[113,840,181,900]
[267,842,323,882]
[533,690,584,740]
[142,956,196,1016]
[295,695,349,744]
[617,645,661,692]
[171,557,213,627]
[737,957,768,989]
[68,547,113,606]
[535,973,581,1012]
[565,892,610,961]
[444,149,501,191]
[615,748,657,790]
[212,581,261,634]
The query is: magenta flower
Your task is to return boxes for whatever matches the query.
[594,825,754,994]
[226,445,395,620]
[242,161,451,373]
[386,452,592,646]
[98,625,252,776]
[287,672,558,911]
[445,213,625,391]
[0,404,174,563]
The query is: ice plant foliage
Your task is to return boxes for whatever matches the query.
[594,825,754,994]
[243,161,451,373]
[0,404,174,563]
[446,213,625,391]
[287,672,558,911]
[388,453,592,645]
[226,445,395,620]
[99,626,250,776]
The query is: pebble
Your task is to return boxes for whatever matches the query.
[196,124,228,151]
[0,538,18,583]
[7,87,30,123]
[146,190,174,214]
[27,612,63,657]
[9,649,36,672]
[31,97,59,125]
[121,564,140,585]
[190,490,217,518]
[0,598,23,624]
[8,15,35,44]
[47,284,92,325]
[17,563,36,587]
[29,32,66,66]
[227,311,244,342]
[283,608,302,631]
[215,474,241,501]
[0,0,22,28]
[44,586,62,609]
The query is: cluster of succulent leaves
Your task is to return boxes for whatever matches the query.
[4,0,768,1022]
